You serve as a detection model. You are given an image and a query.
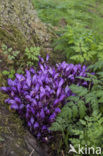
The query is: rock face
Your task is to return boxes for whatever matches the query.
[0,104,48,156]
[0,0,51,49]
[0,76,48,156]
[0,0,52,155]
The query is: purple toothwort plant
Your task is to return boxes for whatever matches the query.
[0,55,89,141]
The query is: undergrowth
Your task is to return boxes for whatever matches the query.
[1,0,103,156]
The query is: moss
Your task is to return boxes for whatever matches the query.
[0,25,28,51]
[0,73,7,105]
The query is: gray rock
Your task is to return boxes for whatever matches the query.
[0,0,51,49]
[0,105,48,156]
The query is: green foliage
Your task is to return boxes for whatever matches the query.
[1,44,40,79]
[33,0,103,40]
[24,46,40,67]
[54,24,103,64]
[88,60,103,72]
[70,112,103,150]
[51,112,103,155]
[32,0,95,27]
[50,62,103,155]
[2,69,15,79]
[2,68,25,79]
[1,44,20,63]
[2,0,103,154]
[1,44,40,68]
[33,0,103,64]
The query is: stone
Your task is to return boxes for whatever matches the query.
[0,104,48,156]
[0,0,51,50]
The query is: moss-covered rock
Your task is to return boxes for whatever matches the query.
[0,0,51,50]
[0,105,48,156]
[0,1,55,155]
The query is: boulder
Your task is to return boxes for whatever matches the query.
[0,104,48,156]
[0,0,51,50]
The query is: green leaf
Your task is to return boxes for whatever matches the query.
[0,137,4,142]
[2,70,9,75]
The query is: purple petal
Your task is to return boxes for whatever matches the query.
[0,87,9,92]
[38,56,44,63]
[15,74,25,81]
[55,107,61,114]
[32,75,37,84]
[25,95,32,101]
[37,132,41,139]
[11,104,18,110]
[30,116,34,124]
[19,104,24,109]
[59,94,66,101]
[57,87,61,97]
[30,68,35,74]
[8,79,15,86]
[34,122,39,129]
[53,99,60,106]
[40,109,45,119]
[46,54,49,62]
[59,79,64,87]
[42,125,47,131]
[9,100,16,104]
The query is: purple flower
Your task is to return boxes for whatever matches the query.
[55,108,61,114]
[40,109,45,119]
[8,79,15,86]
[59,79,64,87]
[53,99,60,106]
[49,113,56,123]
[0,55,90,141]
[15,74,25,81]
[11,103,18,110]
[30,67,35,74]
[14,97,21,103]
[0,87,9,92]
[19,104,24,110]
[5,98,10,103]
[38,56,44,63]
[37,132,41,139]
[30,116,34,124]
[57,87,61,97]
[26,70,31,87]
[32,75,37,84]
[46,54,49,62]
[34,122,39,129]
[25,95,32,101]
[42,125,47,131]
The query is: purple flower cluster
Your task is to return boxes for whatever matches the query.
[0,55,89,141]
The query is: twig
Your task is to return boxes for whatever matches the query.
[61,150,65,156]
[29,149,34,156]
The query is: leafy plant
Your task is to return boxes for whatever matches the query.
[33,0,103,40]
[2,69,15,79]
[1,44,40,79]
[33,0,103,64]
[24,46,40,67]
[1,44,20,64]
[32,0,95,27]
[54,24,103,64]
[70,112,103,151]
[50,62,103,154]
